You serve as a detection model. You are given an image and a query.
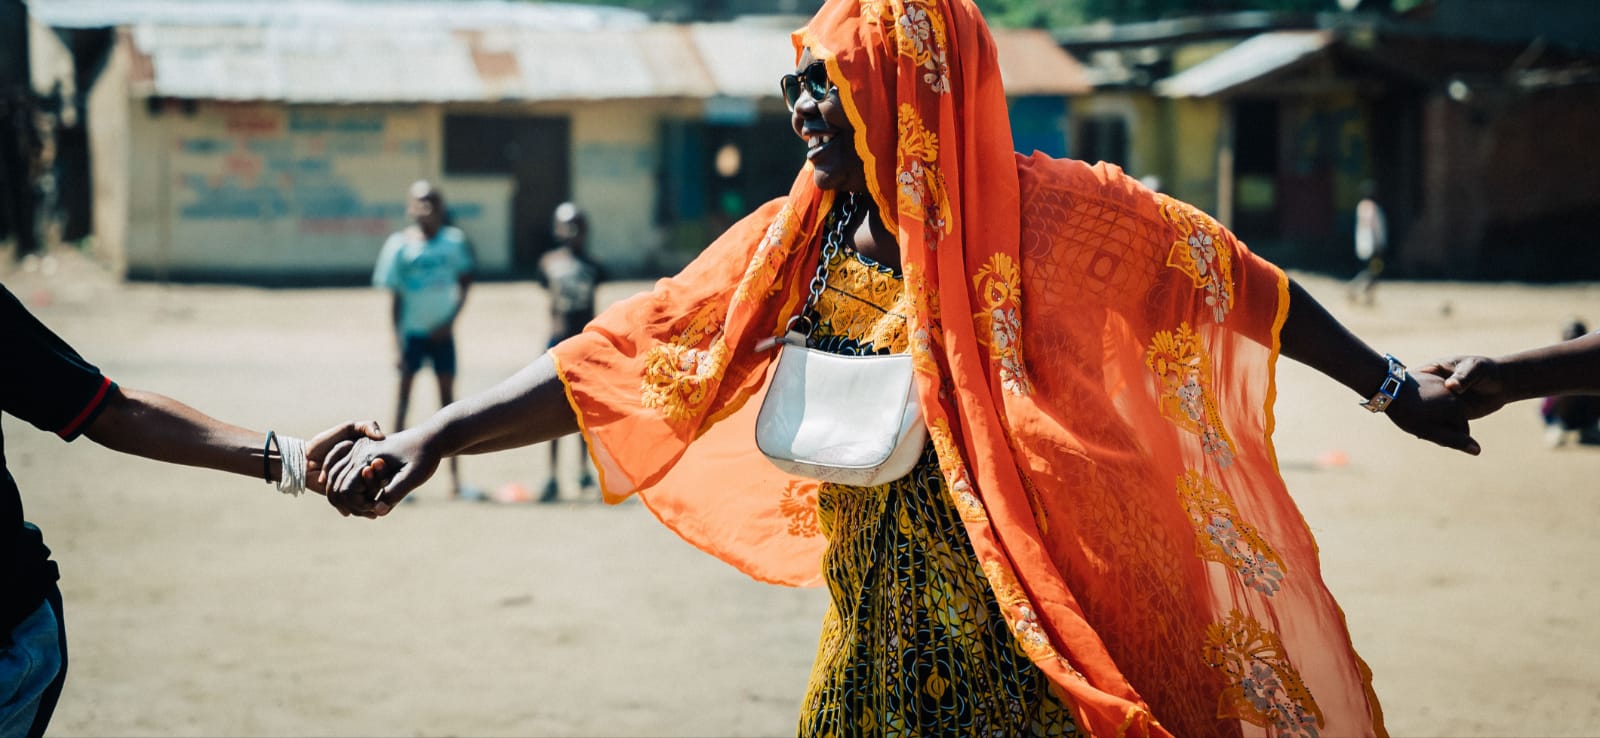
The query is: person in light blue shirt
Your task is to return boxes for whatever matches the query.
[372,180,474,497]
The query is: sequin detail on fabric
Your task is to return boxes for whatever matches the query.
[1177,471,1286,595]
[897,104,952,241]
[890,1,952,93]
[1157,194,1235,324]
[972,253,1032,396]
[1203,611,1324,738]
[1145,323,1238,467]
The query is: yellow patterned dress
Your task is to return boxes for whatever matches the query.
[796,247,1079,737]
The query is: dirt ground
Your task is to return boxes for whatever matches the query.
[4,248,1599,737]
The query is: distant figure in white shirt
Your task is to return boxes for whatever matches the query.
[372,180,475,498]
[1347,180,1388,306]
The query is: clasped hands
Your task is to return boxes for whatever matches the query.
[315,428,436,518]
[1387,355,1512,457]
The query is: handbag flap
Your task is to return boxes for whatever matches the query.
[755,343,918,469]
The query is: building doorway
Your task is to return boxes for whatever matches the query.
[443,114,570,274]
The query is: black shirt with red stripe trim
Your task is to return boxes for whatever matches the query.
[1,283,115,632]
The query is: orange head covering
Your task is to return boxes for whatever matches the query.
[552,1,1387,736]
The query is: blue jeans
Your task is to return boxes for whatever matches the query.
[0,587,67,738]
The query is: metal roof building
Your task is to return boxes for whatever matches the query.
[32,0,1088,103]
[27,0,1091,282]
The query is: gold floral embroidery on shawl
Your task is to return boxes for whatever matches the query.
[928,417,962,469]
[896,105,952,239]
[1145,323,1238,467]
[894,1,952,93]
[1177,471,1286,595]
[904,263,944,379]
[779,479,821,538]
[982,560,1061,664]
[732,202,798,306]
[1203,610,1325,738]
[858,0,894,25]
[972,253,1032,396]
[639,303,729,422]
[862,1,952,93]
[947,470,988,523]
[1157,194,1234,324]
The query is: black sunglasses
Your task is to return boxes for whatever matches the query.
[780,61,835,111]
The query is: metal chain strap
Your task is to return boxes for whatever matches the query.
[784,193,857,340]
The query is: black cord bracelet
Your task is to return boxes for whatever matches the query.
[263,430,277,484]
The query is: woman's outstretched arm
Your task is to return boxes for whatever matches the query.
[323,352,579,515]
[1278,279,1480,455]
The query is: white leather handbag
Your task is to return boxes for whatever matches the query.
[754,194,928,486]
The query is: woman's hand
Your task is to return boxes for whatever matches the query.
[1383,370,1481,455]
[322,428,441,517]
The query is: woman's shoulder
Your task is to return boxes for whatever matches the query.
[1016,153,1149,202]
[1014,153,1172,231]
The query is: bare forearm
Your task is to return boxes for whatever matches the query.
[418,352,579,457]
[1279,279,1388,397]
[1498,332,1600,400]
[84,387,270,480]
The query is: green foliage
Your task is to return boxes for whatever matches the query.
[973,0,1089,28]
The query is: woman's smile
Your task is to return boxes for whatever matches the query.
[804,131,837,159]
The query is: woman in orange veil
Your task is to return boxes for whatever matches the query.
[327,1,1481,735]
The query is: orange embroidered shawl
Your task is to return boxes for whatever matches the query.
[550,1,1386,736]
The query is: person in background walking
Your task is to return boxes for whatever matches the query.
[1347,179,1388,305]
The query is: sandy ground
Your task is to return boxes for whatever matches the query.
[4,248,1599,737]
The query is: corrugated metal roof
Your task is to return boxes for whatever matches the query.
[1154,31,1333,98]
[121,22,712,102]
[689,18,805,99]
[36,0,1089,102]
[28,0,650,32]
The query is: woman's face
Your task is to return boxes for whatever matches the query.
[789,49,868,194]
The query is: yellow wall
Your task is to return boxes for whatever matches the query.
[121,102,466,280]
[1067,91,1224,215]
[108,84,689,280]
[569,100,683,275]
[1167,97,1223,215]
